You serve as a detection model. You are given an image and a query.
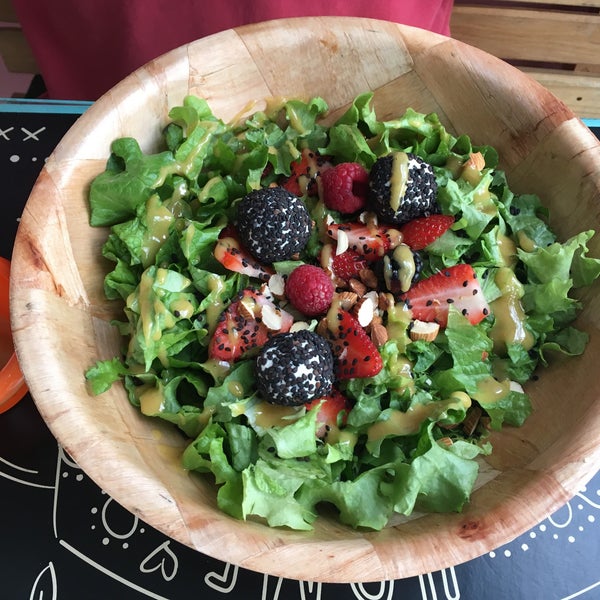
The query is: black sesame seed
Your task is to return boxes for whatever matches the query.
[255,330,334,406]
[368,152,438,225]
[236,187,312,263]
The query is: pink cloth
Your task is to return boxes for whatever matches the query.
[13,0,453,101]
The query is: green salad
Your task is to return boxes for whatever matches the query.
[86,92,600,530]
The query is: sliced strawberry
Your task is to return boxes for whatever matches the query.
[305,387,352,438]
[330,249,369,281]
[214,236,274,281]
[208,289,293,362]
[320,307,383,379]
[326,222,402,262]
[400,264,490,327]
[399,214,455,250]
[282,148,333,197]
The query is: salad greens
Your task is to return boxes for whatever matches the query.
[85,93,600,531]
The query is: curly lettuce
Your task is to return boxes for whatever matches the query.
[85,92,600,530]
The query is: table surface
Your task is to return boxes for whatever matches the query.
[1,99,599,600]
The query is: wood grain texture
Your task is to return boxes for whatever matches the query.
[9,17,600,583]
[450,2,600,118]
[451,6,600,65]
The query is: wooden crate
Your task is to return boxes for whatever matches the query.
[451,0,600,119]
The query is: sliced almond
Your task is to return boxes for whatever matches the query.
[333,275,347,289]
[378,292,395,312]
[509,381,524,394]
[267,273,286,298]
[370,312,383,327]
[359,211,378,228]
[337,291,359,311]
[261,304,283,331]
[290,321,310,333]
[409,319,440,342]
[258,282,273,301]
[358,267,378,289]
[316,317,329,338]
[462,405,483,437]
[352,295,377,327]
[370,322,389,347]
[239,295,259,320]
[348,277,367,297]
[336,229,349,255]
[364,290,379,306]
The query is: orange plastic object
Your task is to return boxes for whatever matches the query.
[0,256,27,413]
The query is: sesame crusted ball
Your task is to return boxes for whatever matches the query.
[255,330,334,407]
[376,245,424,296]
[236,187,312,264]
[368,152,438,225]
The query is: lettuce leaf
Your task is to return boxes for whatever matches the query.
[86,92,600,532]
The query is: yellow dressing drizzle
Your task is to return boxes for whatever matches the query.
[140,195,174,267]
[367,393,470,441]
[472,377,511,404]
[170,298,194,319]
[489,267,534,355]
[253,401,301,429]
[496,233,517,267]
[206,274,226,336]
[389,152,409,212]
[137,384,165,416]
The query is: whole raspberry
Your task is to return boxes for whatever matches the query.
[320,162,369,214]
[285,264,334,316]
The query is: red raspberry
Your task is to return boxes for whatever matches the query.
[285,264,334,317]
[320,162,369,214]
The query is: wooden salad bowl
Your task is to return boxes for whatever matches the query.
[9,17,600,582]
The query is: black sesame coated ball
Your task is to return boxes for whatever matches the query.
[368,152,438,225]
[236,187,312,264]
[375,245,423,296]
[256,330,334,407]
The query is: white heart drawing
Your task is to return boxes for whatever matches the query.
[205,562,239,593]
[139,540,179,582]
